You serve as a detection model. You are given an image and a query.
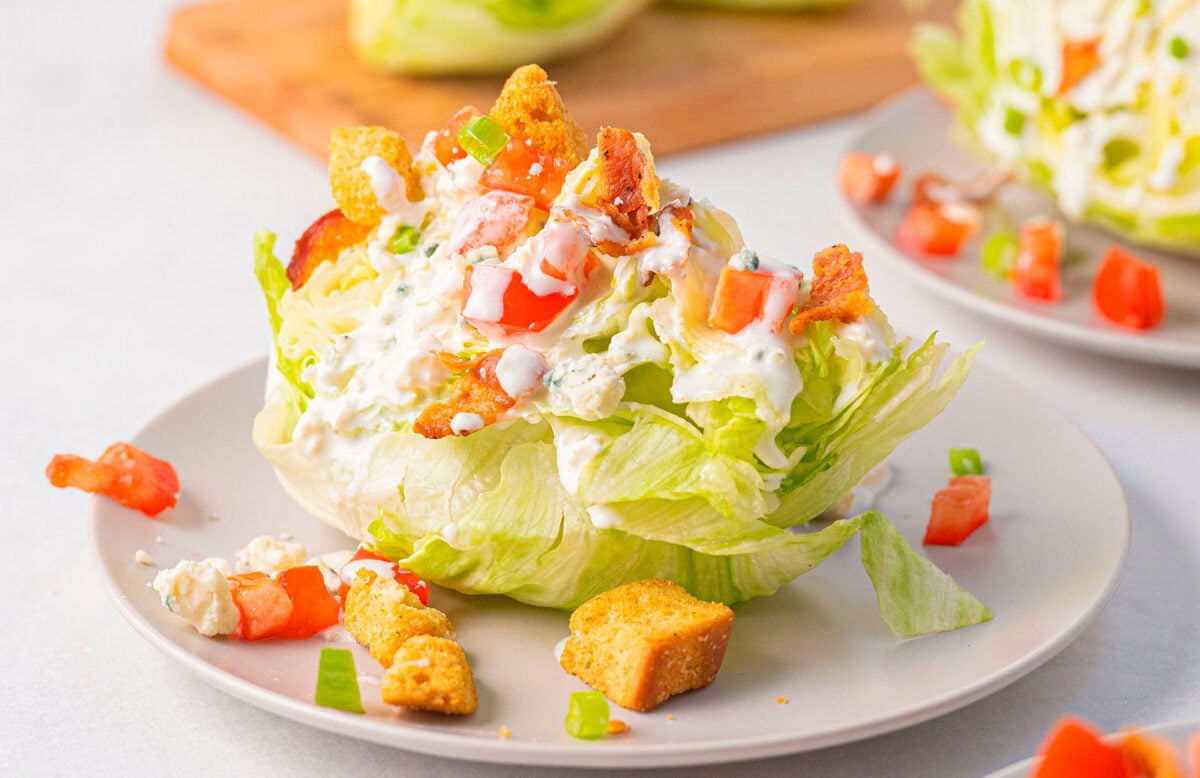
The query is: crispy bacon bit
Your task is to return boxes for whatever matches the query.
[598,127,653,237]
[912,169,1013,206]
[287,209,373,290]
[413,351,516,439]
[788,244,874,335]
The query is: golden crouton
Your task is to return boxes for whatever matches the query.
[381,635,478,715]
[329,126,422,227]
[559,579,734,712]
[490,64,588,165]
[343,569,454,668]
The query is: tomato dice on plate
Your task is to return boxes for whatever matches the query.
[46,442,179,518]
[1033,717,1127,778]
[895,201,980,257]
[276,565,341,640]
[838,152,901,204]
[924,475,991,546]
[228,573,294,641]
[1013,218,1064,301]
[1093,245,1164,330]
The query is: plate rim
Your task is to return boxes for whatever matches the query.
[86,356,1131,768]
[837,88,1200,370]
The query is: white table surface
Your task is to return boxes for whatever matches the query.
[5,2,1199,775]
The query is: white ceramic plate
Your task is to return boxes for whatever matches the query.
[987,717,1200,777]
[838,89,1200,369]
[89,358,1128,768]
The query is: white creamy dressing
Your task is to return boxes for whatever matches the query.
[494,344,547,397]
[289,125,892,507]
[340,558,397,585]
[554,427,607,494]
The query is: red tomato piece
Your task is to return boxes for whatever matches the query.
[46,442,179,518]
[337,547,430,605]
[708,266,799,334]
[228,573,294,641]
[1093,245,1164,330]
[462,264,577,334]
[446,190,538,260]
[895,201,980,257]
[433,105,482,168]
[1033,717,1127,778]
[276,565,341,639]
[839,152,901,204]
[480,138,573,210]
[923,474,991,546]
[1013,218,1064,301]
[287,209,373,290]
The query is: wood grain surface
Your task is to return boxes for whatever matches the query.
[164,0,956,160]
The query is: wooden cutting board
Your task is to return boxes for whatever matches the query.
[164,0,956,160]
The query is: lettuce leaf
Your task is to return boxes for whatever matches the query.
[253,230,312,413]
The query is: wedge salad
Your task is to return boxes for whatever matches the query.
[914,0,1200,250]
[252,65,989,637]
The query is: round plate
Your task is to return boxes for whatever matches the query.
[838,89,1200,369]
[987,717,1200,777]
[89,358,1129,768]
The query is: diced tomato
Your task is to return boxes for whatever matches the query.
[839,152,901,204]
[923,474,991,546]
[337,547,431,606]
[1013,218,1063,301]
[536,221,595,283]
[228,573,294,641]
[1093,245,1164,330]
[1033,717,1127,778]
[276,565,341,639]
[480,138,573,210]
[433,105,482,168]
[446,190,539,260]
[46,442,179,518]
[287,208,373,290]
[1119,730,1186,777]
[462,264,577,334]
[1059,39,1102,94]
[895,201,980,257]
[708,266,799,334]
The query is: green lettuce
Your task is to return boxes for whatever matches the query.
[349,0,650,74]
[253,230,312,415]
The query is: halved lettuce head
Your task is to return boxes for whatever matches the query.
[913,0,1200,251]
[253,229,989,636]
[350,0,650,74]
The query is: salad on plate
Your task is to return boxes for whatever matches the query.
[252,64,989,637]
[914,0,1200,251]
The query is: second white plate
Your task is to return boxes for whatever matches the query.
[88,358,1128,767]
[839,89,1200,368]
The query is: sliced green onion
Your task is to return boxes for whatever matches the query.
[1102,138,1140,170]
[1009,59,1043,91]
[564,690,609,739]
[980,232,1018,279]
[1003,107,1026,136]
[949,447,984,476]
[1169,36,1189,60]
[390,225,420,254]
[457,116,509,166]
[315,648,364,714]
